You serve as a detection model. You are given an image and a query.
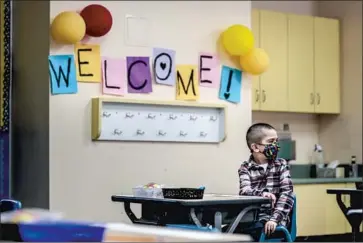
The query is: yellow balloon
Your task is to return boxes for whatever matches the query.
[51,11,86,44]
[222,25,254,56]
[240,48,270,75]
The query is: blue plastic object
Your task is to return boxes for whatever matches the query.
[259,197,297,242]
[166,224,218,232]
[18,221,106,242]
[0,199,22,212]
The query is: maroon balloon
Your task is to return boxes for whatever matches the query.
[80,4,113,37]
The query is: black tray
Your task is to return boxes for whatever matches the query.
[162,188,204,199]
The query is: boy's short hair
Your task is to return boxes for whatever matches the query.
[246,123,275,148]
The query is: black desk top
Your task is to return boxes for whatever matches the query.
[111,194,270,207]
[326,188,363,195]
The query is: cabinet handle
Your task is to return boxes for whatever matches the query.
[316,93,321,105]
[310,93,315,105]
[262,90,266,103]
[255,89,260,103]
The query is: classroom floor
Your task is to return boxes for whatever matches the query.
[296,233,362,242]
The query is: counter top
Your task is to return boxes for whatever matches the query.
[292,177,362,185]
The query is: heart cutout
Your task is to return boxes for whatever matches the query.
[160,62,167,70]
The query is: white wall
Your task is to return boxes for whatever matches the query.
[251,1,319,163]
[317,1,362,163]
[49,1,252,222]
[253,112,319,163]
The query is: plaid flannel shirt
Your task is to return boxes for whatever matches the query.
[238,156,295,226]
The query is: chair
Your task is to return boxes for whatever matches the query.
[0,199,22,213]
[355,182,362,190]
[259,197,296,242]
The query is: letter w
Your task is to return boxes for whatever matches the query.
[49,58,71,87]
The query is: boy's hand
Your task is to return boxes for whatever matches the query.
[265,221,277,235]
[262,192,276,207]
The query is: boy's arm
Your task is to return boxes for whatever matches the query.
[238,166,268,196]
[269,162,295,224]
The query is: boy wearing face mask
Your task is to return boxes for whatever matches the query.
[237,123,294,241]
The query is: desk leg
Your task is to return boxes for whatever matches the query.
[124,203,159,226]
[352,226,360,242]
[336,194,348,215]
[124,202,137,223]
[227,206,260,234]
[190,208,203,228]
[214,212,222,232]
[336,194,362,242]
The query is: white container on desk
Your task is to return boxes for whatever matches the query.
[132,187,163,198]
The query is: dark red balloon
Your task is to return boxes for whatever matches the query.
[80,4,113,37]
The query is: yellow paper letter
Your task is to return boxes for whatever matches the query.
[74,44,101,82]
[176,65,199,101]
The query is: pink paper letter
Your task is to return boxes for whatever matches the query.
[102,57,126,96]
[199,52,220,88]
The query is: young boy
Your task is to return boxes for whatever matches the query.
[238,123,294,241]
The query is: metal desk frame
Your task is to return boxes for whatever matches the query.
[327,188,363,242]
[112,194,270,233]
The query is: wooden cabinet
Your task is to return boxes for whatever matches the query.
[314,17,341,114]
[294,183,348,236]
[324,184,348,235]
[287,14,315,113]
[251,10,341,114]
[294,184,327,236]
[252,10,288,112]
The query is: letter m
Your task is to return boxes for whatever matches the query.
[177,69,196,96]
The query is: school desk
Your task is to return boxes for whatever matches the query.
[111,194,270,233]
[326,188,363,242]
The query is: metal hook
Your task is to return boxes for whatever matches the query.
[113,129,123,136]
[136,129,145,135]
[102,112,111,118]
[209,116,217,121]
[200,131,207,137]
[158,130,167,136]
[189,115,198,121]
[180,131,188,137]
[147,113,156,119]
[169,114,177,120]
[125,112,134,118]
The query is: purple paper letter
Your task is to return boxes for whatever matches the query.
[152,48,176,86]
[127,56,153,93]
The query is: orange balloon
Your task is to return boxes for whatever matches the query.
[240,48,270,75]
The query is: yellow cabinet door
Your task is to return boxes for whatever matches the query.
[324,183,349,235]
[288,14,315,113]
[295,184,348,236]
[251,9,261,111]
[314,17,341,114]
[294,184,327,236]
[259,10,288,112]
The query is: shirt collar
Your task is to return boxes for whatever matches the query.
[247,155,277,169]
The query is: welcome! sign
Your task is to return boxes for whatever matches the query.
[48,44,243,104]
